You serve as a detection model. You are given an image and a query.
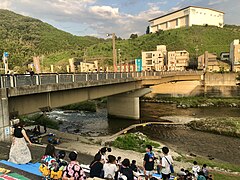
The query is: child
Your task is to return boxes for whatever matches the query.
[202,164,209,179]
[192,161,201,178]
[130,160,138,172]
[143,145,155,180]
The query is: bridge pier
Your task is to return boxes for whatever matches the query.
[107,88,151,120]
[0,89,10,141]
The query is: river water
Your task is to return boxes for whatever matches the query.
[47,103,240,165]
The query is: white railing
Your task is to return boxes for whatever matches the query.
[0,71,202,88]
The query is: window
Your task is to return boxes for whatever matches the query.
[146,53,152,58]
[176,19,179,26]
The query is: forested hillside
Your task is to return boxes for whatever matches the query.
[0,9,103,69]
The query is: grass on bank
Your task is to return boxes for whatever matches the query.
[60,101,97,112]
[143,96,240,107]
[20,114,59,130]
[188,117,240,138]
[112,133,160,153]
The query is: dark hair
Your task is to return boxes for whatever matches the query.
[108,155,116,163]
[58,150,66,159]
[193,161,198,165]
[203,164,207,168]
[94,153,102,162]
[100,147,107,154]
[122,158,130,167]
[146,145,152,151]
[69,151,78,161]
[117,156,121,160]
[162,146,169,154]
[132,160,136,164]
[181,168,184,171]
[45,144,55,157]
[14,121,24,128]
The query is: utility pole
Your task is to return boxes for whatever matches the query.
[203,51,208,97]
[107,33,117,72]
[2,52,9,74]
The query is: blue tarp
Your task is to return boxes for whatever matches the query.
[0,160,42,176]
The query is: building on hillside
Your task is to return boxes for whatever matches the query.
[230,39,240,72]
[149,6,224,33]
[167,50,189,71]
[220,52,230,61]
[79,61,98,72]
[142,45,167,71]
[198,52,230,72]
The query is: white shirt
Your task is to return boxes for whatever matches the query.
[161,155,174,175]
[103,163,118,179]
[192,165,200,177]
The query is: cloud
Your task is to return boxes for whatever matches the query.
[0,0,239,38]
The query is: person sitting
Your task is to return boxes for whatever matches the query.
[95,147,112,163]
[202,164,209,179]
[119,158,134,180]
[130,160,138,172]
[117,156,122,167]
[62,151,86,180]
[39,144,57,178]
[197,171,206,180]
[103,155,118,179]
[90,153,103,178]
[56,150,68,171]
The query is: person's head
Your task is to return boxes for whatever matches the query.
[94,153,102,162]
[45,144,55,157]
[131,160,136,165]
[69,151,78,161]
[198,171,204,176]
[15,121,24,128]
[58,150,66,159]
[146,145,152,152]
[122,158,130,167]
[180,168,185,172]
[108,155,116,164]
[203,164,207,168]
[193,161,198,165]
[162,146,169,155]
[117,156,121,161]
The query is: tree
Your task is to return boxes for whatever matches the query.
[146,26,150,34]
[130,34,138,39]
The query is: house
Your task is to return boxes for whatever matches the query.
[149,6,224,33]
[230,39,240,72]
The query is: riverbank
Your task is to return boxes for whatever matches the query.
[142,96,240,108]
[188,117,240,138]
[29,125,240,178]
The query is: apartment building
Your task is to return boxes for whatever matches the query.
[149,6,224,32]
[168,50,189,71]
[142,45,167,71]
[230,39,240,72]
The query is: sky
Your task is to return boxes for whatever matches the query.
[0,0,239,38]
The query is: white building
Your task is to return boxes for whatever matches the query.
[230,39,240,72]
[142,45,167,71]
[149,6,224,32]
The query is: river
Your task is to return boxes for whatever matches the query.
[46,102,240,165]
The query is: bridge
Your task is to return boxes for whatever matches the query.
[0,71,202,141]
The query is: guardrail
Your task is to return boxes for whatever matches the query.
[0,71,202,88]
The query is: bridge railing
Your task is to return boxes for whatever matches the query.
[0,71,202,88]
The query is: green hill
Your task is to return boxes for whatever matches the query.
[85,25,240,66]
[0,9,104,71]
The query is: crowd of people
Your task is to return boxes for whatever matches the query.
[8,121,213,180]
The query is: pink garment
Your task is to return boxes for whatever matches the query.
[63,161,86,180]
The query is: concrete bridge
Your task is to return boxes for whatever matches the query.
[0,71,202,141]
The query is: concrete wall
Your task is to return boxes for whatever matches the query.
[205,73,236,86]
